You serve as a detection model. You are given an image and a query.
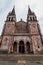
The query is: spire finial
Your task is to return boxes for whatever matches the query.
[13,5,15,10]
[28,5,30,10]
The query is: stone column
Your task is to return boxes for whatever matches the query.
[11,45,13,53]
[25,43,27,54]
[8,44,13,53]
[8,45,11,53]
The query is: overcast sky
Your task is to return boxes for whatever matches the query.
[0,0,43,35]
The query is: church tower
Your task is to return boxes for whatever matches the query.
[27,6,42,54]
[1,6,17,53]
[2,6,17,35]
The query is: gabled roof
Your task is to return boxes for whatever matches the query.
[16,19,27,33]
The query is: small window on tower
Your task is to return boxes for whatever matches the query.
[30,17,32,21]
[9,17,10,21]
[35,38,40,48]
[4,38,9,45]
[35,16,37,21]
[35,39,39,44]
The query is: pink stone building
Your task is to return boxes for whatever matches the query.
[0,6,43,54]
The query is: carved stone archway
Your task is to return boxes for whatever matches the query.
[19,40,25,53]
[13,41,17,53]
[26,41,33,54]
[26,41,30,53]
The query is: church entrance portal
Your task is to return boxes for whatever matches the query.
[13,41,33,54]
[19,41,25,53]
[26,42,30,53]
[13,42,17,53]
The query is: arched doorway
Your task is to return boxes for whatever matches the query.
[26,41,30,53]
[19,40,25,53]
[13,41,17,53]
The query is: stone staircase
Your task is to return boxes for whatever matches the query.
[0,54,43,61]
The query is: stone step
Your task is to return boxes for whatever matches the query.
[0,61,43,65]
[0,54,43,61]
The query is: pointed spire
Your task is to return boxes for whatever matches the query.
[12,5,15,14]
[28,5,31,14]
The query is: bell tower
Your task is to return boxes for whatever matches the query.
[2,6,17,35]
[27,6,42,54]
[1,6,17,53]
[27,6,39,34]
[27,6,37,22]
[6,6,16,22]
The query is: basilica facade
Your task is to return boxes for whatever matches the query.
[0,6,43,54]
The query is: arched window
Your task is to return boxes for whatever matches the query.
[33,17,35,20]
[30,17,32,21]
[35,16,37,21]
[9,17,10,21]
[19,40,25,53]
[35,39,39,44]
[35,39,40,48]
[26,41,30,53]
[13,41,17,53]
[4,38,9,45]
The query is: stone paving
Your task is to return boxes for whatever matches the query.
[0,54,43,61]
